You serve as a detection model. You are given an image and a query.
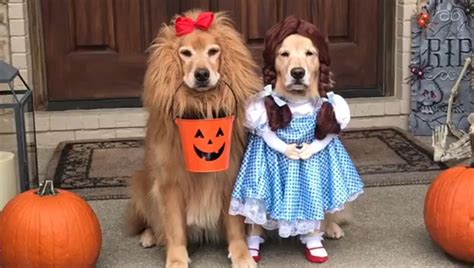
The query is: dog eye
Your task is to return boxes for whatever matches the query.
[280,52,289,57]
[306,51,314,56]
[208,48,220,56]
[180,49,192,57]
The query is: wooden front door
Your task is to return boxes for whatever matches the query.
[41,0,388,106]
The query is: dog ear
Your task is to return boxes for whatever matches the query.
[143,24,182,114]
[212,12,261,106]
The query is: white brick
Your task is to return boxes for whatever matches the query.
[50,113,84,130]
[353,102,385,117]
[115,113,147,128]
[351,103,363,117]
[81,114,99,129]
[8,2,26,19]
[348,115,409,130]
[10,36,27,53]
[65,118,82,130]
[385,101,401,115]
[13,68,28,88]
[397,51,412,71]
[36,131,75,148]
[49,114,67,130]
[399,0,417,4]
[116,128,146,138]
[400,98,411,115]
[397,19,412,38]
[34,113,50,132]
[75,129,116,140]
[397,37,411,53]
[11,53,28,69]
[397,3,416,21]
[99,113,115,128]
[400,83,411,100]
[9,19,27,36]
[397,66,411,85]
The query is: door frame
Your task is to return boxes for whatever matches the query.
[29,0,396,110]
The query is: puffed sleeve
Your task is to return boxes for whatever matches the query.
[244,98,270,133]
[330,93,351,130]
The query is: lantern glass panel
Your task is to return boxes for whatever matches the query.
[0,107,20,192]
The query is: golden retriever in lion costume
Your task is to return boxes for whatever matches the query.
[127,10,261,268]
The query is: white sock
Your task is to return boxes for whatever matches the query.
[300,233,328,257]
[247,235,264,257]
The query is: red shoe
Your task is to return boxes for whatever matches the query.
[305,247,329,263]
[249,248,261,263]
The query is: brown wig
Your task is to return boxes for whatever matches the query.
[262,15,340,139]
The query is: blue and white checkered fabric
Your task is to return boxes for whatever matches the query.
[230,112,364,237]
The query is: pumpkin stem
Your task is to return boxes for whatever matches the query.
[37,180,58,196]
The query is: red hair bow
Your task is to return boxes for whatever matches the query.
[175,12,215,36]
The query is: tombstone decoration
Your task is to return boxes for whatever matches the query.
[408,0,473,136]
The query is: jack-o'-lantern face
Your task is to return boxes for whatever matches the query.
[193,127,226,161]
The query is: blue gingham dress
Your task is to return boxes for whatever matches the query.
[229,98,364,238]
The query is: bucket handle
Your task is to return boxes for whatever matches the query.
[171,80,238,120]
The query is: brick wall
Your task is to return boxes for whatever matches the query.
[8,0,30,88]
[395,0,419,116]
[0,1,9,64]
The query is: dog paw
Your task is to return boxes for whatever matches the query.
[166,245,190,268]
[324,222,345,240]
[139,228,156,248]
[229,239,257,268]
[166,260,189,268]
[231,256,257,268]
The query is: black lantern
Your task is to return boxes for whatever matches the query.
[0,61,37,192]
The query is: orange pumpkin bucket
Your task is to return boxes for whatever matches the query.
[174,81,237,173]
[176,116,235,172]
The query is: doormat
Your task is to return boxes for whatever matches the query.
[45,128,448,200]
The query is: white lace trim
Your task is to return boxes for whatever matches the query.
[229,190,364,238]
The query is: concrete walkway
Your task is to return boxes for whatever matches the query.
[90,185,468,267]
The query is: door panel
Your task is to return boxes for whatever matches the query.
[71,0,116,49]
[320,0,379,90]
[43,0,150,101]
[42,0,384,103]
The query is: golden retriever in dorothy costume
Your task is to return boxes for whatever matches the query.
[229,16,364,264]
[127,10,261,268]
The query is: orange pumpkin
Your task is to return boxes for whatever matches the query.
[424,133,474,263]
[0,180,102,267]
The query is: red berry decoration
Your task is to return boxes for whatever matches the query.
[417,11,430,28]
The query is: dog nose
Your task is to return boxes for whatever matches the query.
[290,68,305,80]
[194,68,210,82]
